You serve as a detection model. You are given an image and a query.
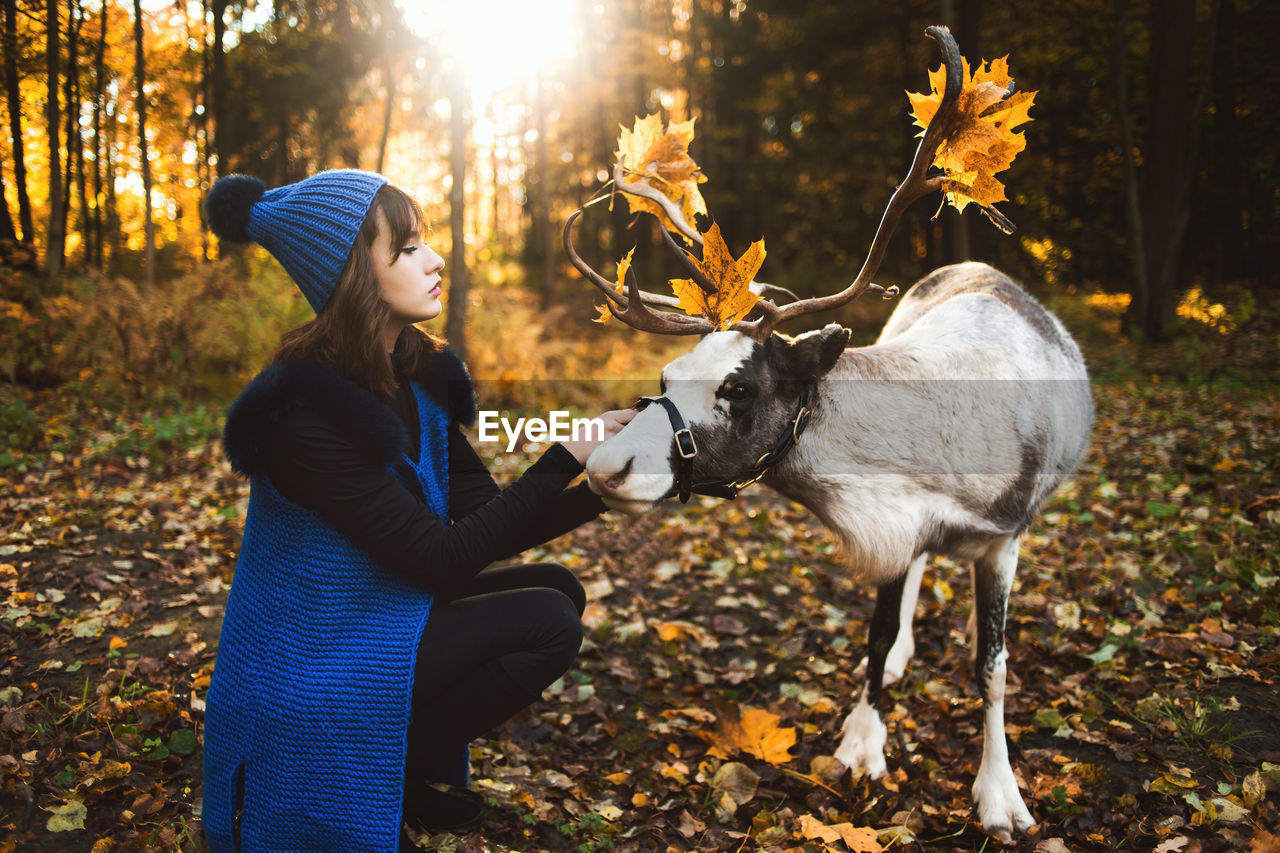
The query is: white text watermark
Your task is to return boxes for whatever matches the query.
[477,410,605,452]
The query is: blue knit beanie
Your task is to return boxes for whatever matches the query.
[205,169,390,313]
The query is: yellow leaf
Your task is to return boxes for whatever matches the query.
[798,814,884,852]
[615,113,708,236]
[109,636,127,651]
[45,799,87,833]
[669,223,763,331]
[907,55,1036,214]
[700,704,796,765]
[1242,771,1265,808]
[651,619,718,648]
[594,248,634,324]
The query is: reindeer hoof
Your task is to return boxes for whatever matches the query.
[973,763,1036,842]
[834,703,888,779]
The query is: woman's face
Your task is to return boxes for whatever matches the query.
[372,211,444,325]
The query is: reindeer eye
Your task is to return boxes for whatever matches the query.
[723,381,754,402]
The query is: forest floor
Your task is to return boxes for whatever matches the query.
[3,345,1280,852]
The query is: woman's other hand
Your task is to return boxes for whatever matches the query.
[561,408,637,467]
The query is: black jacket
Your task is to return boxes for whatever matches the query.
[223,348,606,597]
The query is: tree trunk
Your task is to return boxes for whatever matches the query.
[1112,0,1149,327]
[277,110,290,184]
[45,0,65,281]
[133,0,155,287]
[1124,0,1218,341]
[61,0,80,250]
[89,0,107,267]
[1207,0,1239,287]
[0,152,16,242]
[1134,0,1195,340]
[104,97,119,270]
[534,75,554,310]
[443,62,469,362]
[196,0,210,259]
[2,0,33,246]
[210,0,228,177]
[67,0,89,267]
[375,54,394,173]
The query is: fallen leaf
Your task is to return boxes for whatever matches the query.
[710,761,759,806]
[1242,771,1265,808]
[45,798,87,832]
[146,621,179,637]
[676,808,705,839]
[798,813,883,851]
[700,704,796,765]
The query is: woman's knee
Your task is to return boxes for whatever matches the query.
[543,586,584,652]
[528,587,583,676]
[496,588,582,693]
[525,562,586,616]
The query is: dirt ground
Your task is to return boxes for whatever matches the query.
[3,381,1279,852]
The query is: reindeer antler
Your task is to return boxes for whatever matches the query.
[564,209,714,335]
[742,25,963,338]
[566,25,966,341]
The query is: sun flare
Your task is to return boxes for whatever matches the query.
[398,0,582,92]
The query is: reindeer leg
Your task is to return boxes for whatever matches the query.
[970,535,1036,843]
[854,552,925,683]
[835,573,907,778]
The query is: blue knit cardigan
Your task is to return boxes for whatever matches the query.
[203,352,475,853]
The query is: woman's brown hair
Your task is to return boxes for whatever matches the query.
[274,184,442,398]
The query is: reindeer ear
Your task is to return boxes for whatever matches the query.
[771,323,851,379]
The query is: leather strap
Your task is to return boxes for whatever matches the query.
[634,385,812,504]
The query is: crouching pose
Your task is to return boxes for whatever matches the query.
[200,170,633,852]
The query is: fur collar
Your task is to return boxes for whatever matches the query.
[223,347,476,476]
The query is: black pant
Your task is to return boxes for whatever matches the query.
[403,563,585,781]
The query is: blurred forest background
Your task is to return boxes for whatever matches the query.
[4,3,1280,850]
[1,0,1277,420]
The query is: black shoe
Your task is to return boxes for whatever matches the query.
[404,784,483,833]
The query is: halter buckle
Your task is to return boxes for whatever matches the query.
[674,428,698,459]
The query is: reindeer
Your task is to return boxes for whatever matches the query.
[565,28,1092,843]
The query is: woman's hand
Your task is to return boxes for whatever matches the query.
[560,408,637,467]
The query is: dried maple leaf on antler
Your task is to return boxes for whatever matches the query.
[907,55,1035,217]
[615,114,708,239]
[669,224,763,331]
[698,703,796,765]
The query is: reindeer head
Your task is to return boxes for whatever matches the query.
[568,26,972,511]
[586,325,850,512]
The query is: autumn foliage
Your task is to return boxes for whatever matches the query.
[907,56,1037,214]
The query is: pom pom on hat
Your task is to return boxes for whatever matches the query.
[203,169,389,314]
[205,174,267,243]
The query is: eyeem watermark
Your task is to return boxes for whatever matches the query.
[477,410,605,452]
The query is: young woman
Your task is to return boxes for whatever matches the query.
[200,169,633,852]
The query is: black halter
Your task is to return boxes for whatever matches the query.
[633,386,812,503]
